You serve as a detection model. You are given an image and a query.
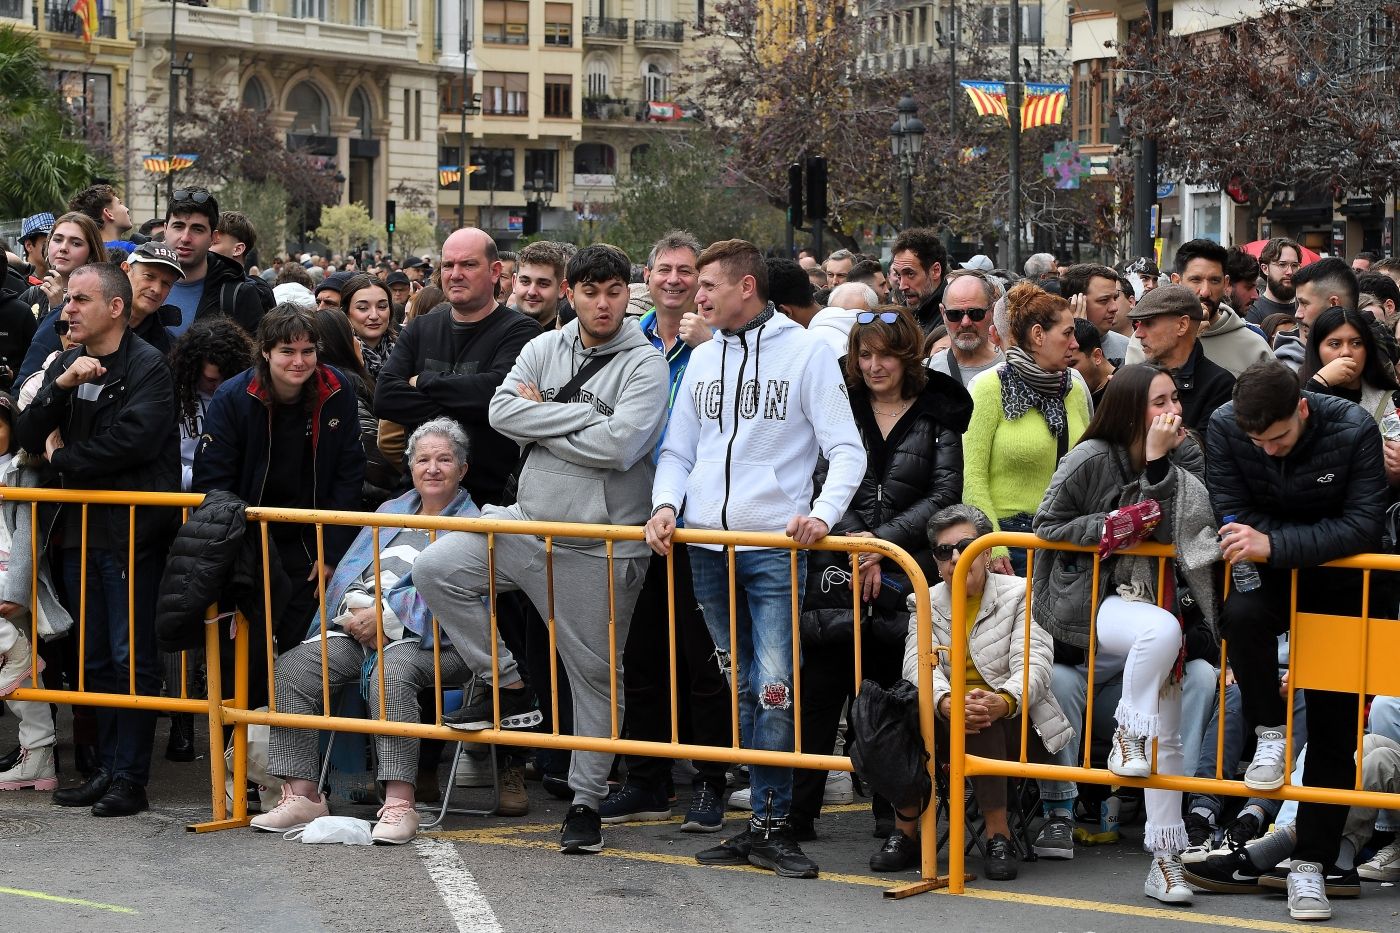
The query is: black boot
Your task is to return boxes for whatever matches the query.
[54,769,112,807]
[165,713,195,762]
[73,744,100,779]
[0,744,19,773]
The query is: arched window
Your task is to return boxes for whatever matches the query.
[630,143,652,167]
[349,87,373,138]
[241,77,269,112]
[287,81,330,135]
[642,60,670,101]
[585,56,613,99]
[573,143,617,176]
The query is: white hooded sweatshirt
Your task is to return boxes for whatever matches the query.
[652,306,866,546]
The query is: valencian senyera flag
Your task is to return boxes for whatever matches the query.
[439,166,462,187]
[142,153,198,174]
[70,0,99,43]
[959,81,1069,131]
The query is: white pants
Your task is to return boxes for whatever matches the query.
[1098,596,1186,854]
[0,620,55,750]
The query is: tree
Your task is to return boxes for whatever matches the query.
[315,203,380,256]
[392,211,437,257]
[0,25,114,216]
[219,178,288,262]
[1116,1,1400,225]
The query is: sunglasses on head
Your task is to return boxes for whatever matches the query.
[944,307,989,323]
[856,311,900,325]
[932,537,979,562]
[171,188,212,205]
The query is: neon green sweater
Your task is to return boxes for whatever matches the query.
[962,368,1091,534]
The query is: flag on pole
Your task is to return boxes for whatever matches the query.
[439,166,462,187]
[143,153,199,174]
[69,0,98,43]
[959,81,1069,130]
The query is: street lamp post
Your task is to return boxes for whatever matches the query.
[890,94,925,232]
[456,9,478,229]
[472,153,514,237]
[522,168,556,236]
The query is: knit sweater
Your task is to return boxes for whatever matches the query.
[962,365,1091,533]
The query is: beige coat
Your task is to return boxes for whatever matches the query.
[903,572,1074,755]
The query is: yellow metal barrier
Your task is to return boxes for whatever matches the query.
[0,488,950,895]
[944,532,1400,894]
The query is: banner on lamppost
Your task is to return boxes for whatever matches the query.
[959,81,1069,131]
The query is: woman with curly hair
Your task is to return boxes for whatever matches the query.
[170,318,254,492]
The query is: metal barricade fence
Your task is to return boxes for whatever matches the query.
[944,532,1400,895]
[0,488,952,896]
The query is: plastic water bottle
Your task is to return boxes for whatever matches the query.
[1222,514,1261,593]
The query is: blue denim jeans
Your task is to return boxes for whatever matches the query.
[689,546,806,821]
[62,548,162,786]
[999,513,1034,578]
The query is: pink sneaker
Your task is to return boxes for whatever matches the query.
[249,785,329,832]
[372,797,419,845]
[0,746,57,791]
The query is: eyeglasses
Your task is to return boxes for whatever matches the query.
[171,188,212,205]
[856,311,900,325]
[944,307,989,323]
[932,538,979,562]
[1269,261,1301,271]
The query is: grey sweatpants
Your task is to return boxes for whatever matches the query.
[1343,733,1400,852]
[414,506,647,810]
[266,636,469,784]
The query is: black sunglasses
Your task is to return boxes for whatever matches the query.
[944,307,989,323]
[932,537,979,562]
[171,188,212,205]
[856,311,900,325]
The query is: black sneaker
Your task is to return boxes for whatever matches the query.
[681,781,725,834]
[1182,811,1217,863]
[599,783,671,824]
[870,829,920,872]
[560,804,604,854]
[444,686,543,731]
[1182,845,1264,893]
[984,833,1018,881]
[696,827,754,865]
[1225,811,1262,849]
[1257,863,1360,898]
[747,824,819,879]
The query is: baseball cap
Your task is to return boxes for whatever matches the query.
[963,254,995,272]
[386,271,410,286]
[1128,283,1204,321]
[20,212,55,243]
[315,270,354,296]
[402,256,426,269]
[127,241,185,278]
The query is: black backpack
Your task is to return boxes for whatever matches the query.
[849,678,932,817]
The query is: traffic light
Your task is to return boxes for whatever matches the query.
[787,163,804,229]
[805,156,827,221]
[386,199,397,234]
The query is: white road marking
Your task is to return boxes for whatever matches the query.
[414,837,504,933]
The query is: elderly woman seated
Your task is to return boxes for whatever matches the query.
[875,504,1073,880]
[250,417,478,844]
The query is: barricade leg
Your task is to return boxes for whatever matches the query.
[190,608,246,831]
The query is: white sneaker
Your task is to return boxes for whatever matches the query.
[372,797,419,845]
[1287,862,1331,921]
[823,771,854,805]
[454,744,495,788]
[1144,855,1193,904]
[1358,840,1400,881]
[0,638,42,696]
[0,745,57,791]
[728,786,752,810]
[1244,726,1287,792]
[1107,728,1151,778]
[249,785,329,832]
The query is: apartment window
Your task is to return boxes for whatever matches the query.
[585,58,611,97]
[524,149,559,190]
[440,75,475,114]
[403,88,411,138]
[545,74,572,118]
[470,146,516,190]
[414,89,423,140]
[483,71,528,115]
[982,4,1041,43]
[53,71,111,139]
[1072,60,1114,146]
[441,145,462,188]
[484,0,529,44]
[292,0,327,19]
[642,60,670,101]
[544,2,572,45]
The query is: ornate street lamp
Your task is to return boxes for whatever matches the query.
[889,94,926,232]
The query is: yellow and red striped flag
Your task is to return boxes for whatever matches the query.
[439,166,462,187]
[69,0,98,43]
[960,81,1009,121]
[959,81,1068,131]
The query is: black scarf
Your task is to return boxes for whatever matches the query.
[1000,345,1070,439]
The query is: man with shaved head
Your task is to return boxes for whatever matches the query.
[375,228,540,506]
[929,269,1004,386]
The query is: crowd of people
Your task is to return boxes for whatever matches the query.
[3,182,1400,922]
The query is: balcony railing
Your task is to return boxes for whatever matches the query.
[45,3,116,37]
[582,16,627,39]
[634,19,683,43]
[583,96,636,120]
[1,0,26,21]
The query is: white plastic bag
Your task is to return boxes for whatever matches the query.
[286,815,374,845]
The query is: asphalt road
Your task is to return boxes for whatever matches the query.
[2,714,1398,933]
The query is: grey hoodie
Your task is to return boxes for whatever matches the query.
[489,317,669,557]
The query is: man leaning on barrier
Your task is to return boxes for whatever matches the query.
[645,238,866,880]
[1185,359,1386,922]
[415,244,669,855]
[14,262,181,817]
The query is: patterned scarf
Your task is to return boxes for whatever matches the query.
[999,345,1070,439]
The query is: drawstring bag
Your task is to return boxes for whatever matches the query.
[849,678,931,817]
[286,815,374,845]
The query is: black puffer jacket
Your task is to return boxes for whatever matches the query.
[1206,391,1385,568]
[802,371,971,644]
